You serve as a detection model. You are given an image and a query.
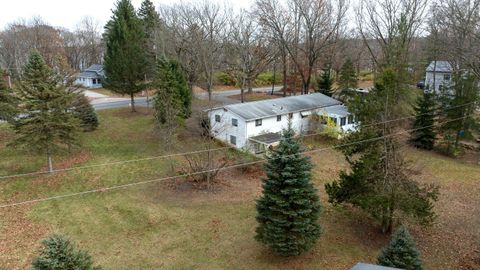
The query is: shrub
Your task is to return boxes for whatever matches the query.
[215,71,236,86]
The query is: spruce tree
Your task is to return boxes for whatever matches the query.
[72,93,99,132]
[255,127,321,256]
[410,92,436,150]
[138,0,161,80]
[377,226,423,270]
[0,70,17,122]
[338,58,358,91]
[103,0,147,112]
[153,57,191,121]
[32,234,100,270]
[317,65,334,97]
[13,50,79,172]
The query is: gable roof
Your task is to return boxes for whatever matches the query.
[221,93,342,121]
[78,64,104,78]
[426,61,453,73]
[351,263,400,270]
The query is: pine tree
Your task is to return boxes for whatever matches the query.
[377,226,423,270]
[32,234,100,270]
[153,57,191,122]
[12,50,79,172]
[317,65,334,97]
[410,92,436,150]
[0,70,17,122]
[103,0,147,112]
[72,93,99,132]
[138,0,161,80]
[338,58,358,91]
[255,127,321,256]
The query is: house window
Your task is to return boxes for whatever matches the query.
[348,115,354,124]
[255,119,262,126]
[329,117,337,126]
[215,115,221,122]
[340,117,347,126]
[232,118,238,127]
[277,115,282,122]
[443,74,451,81]
[230,135,236,145]
[288,113,293,119]
[97,79,101,83]
[92,79,97,84]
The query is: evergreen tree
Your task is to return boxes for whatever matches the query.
[316,65,334,97]
[153,57,191,121]
[0,70,17,122]
[410,92,436,150]
[326,16,439,234]
[32,234,100,270]
[103,0,147,112]
[377,226,423,270]
[12,50,79,173]
[338,58,358,91]
[255,127,321,256]
[72,93,99,132]
[138,0,161,81]
[441,74,479,152]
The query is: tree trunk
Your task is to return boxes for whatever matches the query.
[47,154,53,173]
[282,48,287,97]
[130,93,136,112]
[246,77,253,94]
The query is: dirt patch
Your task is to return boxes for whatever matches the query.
[148,164,264,205]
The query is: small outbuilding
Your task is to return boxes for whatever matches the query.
[75,64,105,89]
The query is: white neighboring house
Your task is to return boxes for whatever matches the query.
[207,93,356,154]
[75,64,104,89]
[425,61,453,93]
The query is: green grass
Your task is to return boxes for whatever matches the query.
[1,109,479,269]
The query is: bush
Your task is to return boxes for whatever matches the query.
[32,234,101,270]
[214,71,236,86]
[255,72,282,86]
[377,226,423,270]
[72,93,99,132]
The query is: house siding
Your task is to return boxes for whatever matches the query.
[425,71,452,93]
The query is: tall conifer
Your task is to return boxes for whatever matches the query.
[410,92,436,150]
[13,50,78,172]
[103,0,147,112]
[377,226,423,270]
[255,127,321,256]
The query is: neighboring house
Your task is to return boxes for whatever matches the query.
[75,64,105,89]
[207,93,356,154]
[425,60,453,93]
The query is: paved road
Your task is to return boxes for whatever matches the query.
[91,86,282,110]
[92,97,151,111]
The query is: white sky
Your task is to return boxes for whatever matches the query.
[0,0,255,31]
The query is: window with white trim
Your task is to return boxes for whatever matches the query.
[255,119,262,126]
[215,115,221,122]
[232,118,238,127]
[230,135,236,145]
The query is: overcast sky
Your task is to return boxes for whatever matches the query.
[0,0,255,31]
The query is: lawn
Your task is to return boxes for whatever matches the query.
[0,108,479,269]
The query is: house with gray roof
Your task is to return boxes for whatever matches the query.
[425,61,453,93]
[75,64,105,89]
[207,93,356,153]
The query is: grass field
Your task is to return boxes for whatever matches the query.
[0,108,479,269]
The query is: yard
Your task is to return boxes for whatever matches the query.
[0,107,479,269]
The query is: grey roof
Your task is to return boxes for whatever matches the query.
[249,132,282,145]
[321,104,350,117]
[223,93,342,121]
[426,61,453,73]
[78,64,104,78]
[351,263,400,270]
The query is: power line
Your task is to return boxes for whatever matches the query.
[0,100,476,180]
[0,115,467,209]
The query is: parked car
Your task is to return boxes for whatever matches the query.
[416,80,425,89]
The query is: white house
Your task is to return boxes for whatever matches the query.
[425,61,453,93]
[207,93,356,154]
[75,64,104,89]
